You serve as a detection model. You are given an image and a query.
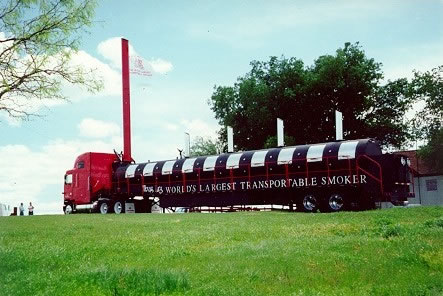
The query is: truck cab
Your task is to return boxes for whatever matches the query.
[63,152,118,214]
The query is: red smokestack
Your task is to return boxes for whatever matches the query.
[121,38,131,162]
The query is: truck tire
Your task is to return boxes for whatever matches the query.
[99,202,109,214]
[297,194,319,213]
[113,201,123,214]
[64,204,73,215]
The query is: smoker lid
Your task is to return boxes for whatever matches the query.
[130,138,381,177]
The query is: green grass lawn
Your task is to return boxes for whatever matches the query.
[1,207,443,296]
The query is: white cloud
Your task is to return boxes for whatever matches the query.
[164,122,179,131]
[180,118,218,140]
[78,118,120,138]
[131,135,182,162]
[149,58,174,74]
[66,49,121,98]
[97,36,136,69]
[382,43,443,81]
[97,37,173,74]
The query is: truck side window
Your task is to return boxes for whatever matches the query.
[65,174,73,185]
[77,161,84,169]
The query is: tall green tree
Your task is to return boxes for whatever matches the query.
[189,136,220,156]
[209,42,413,150]
[410,66,443,171]
[0,0,101,120]
[410,66,443,139]
[419,127,443,172]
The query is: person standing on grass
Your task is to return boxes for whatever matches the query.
[19,203,25,216]
[28,202,34,216]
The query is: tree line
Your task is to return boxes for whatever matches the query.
[204,43,442,170]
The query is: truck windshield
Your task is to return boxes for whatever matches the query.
[64,174,73,185]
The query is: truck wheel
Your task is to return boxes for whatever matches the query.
[113,201,123,214]
[325,193,345,212]
[64,204,73,215]
[99,202,108,214]
[299,194,318,213]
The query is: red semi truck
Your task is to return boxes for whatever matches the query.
[62,39,413,214]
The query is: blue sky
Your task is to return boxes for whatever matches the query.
[0,0,442,214]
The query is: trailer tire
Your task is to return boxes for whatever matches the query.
[297,194,319,213]
[99,202,109,214]
[321,193,345,212]
[113,201,123,214]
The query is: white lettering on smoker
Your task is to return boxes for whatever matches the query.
[143,174,367,195]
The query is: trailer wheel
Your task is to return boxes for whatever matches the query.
[299,194,318,212]
[113,201,123,214]
[99,202,109,214]
[325,193,345,212]
[64,204,73,215]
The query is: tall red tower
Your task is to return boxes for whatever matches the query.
[121,38,131,162]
